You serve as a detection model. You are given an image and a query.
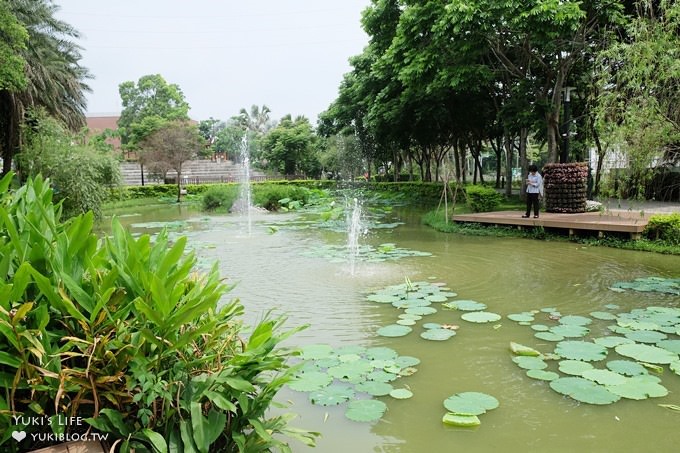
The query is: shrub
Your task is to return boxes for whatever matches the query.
[201,184,239,211]
[252,184,311,210]
[0,173,317,452]
[644,213,680,244]
[465,185,503,212]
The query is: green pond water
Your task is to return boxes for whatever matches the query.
[103,202,680,453]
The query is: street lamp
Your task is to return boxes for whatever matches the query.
[560,87,576,163]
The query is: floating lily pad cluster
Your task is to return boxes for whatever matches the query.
[366,280,461,340]
[302,243,432,264]
[506,304,680,405]
[610,277,680,295]
[287,344,420,422]
[444,299,502,324]
[442,392,500,427]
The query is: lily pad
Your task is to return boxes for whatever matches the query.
[507,312,535,322]
[288,371,333,392]
[624,330,667,344]
[394,356,421,368]
[421,329,456,341]
[405,306,437,316]
[345,399,388,422]
[558,360,594,376]
[550,324,590,338]
[461,311,502,323]
[526,369,560,381]
[309,385,355,406]
[442,413,481,427]
[367,370,399,383]
[615,343,678,364]
[367,294,400,304]
[590,311,618,321]
[513,356,548,370]
[377,324,413,337]
[365,347,399,361]
[606,360,648,377]
[534,332,565,342]
[581,369,627,386]
[354,381,393,396]
[443,300,487,311]
[593,336,634,349]
[300,344,334,360]
[607,376,669,400]
[327,361,374,380]
[397,319,416,326]
[555,341,608,362]
[390,388,413,399]
[559,315,592,326]
[656,339,680,354]
[549,377,620,405]
[427,294,449,303]
[531,324,550,332]
[443,392,499,416]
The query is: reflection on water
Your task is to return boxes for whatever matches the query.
[102,204,680,453]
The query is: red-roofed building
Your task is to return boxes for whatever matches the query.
[86,114,122,153]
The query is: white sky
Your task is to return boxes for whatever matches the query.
[54,1,370,124]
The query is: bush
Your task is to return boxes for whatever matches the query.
[465,185,503,212]
[201,184,239,211]
[644,213,680,244]
[252,184,311,210]
[0,173,317,452]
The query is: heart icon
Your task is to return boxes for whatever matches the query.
[12,431,27,442]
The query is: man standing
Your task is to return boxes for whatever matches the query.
[522,164,543,218]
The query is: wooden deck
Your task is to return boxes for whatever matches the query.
[451,210,652,239]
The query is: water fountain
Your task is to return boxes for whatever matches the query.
[346,197,363,276]
[238,133,253,236]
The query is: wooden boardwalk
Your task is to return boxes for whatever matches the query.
[451,210,652,239]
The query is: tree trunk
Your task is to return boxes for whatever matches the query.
[519,127,528,198]
[504,131,513,197]
[176,164,182,203]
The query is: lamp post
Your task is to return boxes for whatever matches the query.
[560,87,575,164]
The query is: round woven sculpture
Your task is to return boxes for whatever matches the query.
[543,162,588,213]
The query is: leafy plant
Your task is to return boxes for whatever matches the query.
[464,185,503,213]
[201,184,239,211]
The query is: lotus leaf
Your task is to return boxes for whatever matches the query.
[377,324,413,337]
[339,354,362,363]
[365,347,398,361]
[526,369,560,381]
[531,324,550,332]
[442,413,481,427]
[670,360,680,376]
[607,376,669,400]
[555,341,607,362]
[288,371,333,392]
[369,359,393,369]
[608,325,634,335]
[513,356,548,370]
[390,388,414,399]
[461,311,502,323]
[399,367,418,377]
[327,361,374,380]
[423,323,442,329]
[443,392,499,416]
[535,332,565,342]
[427,295,449,303]
[298,361,322,373]
[593,336,634,348]
[619,320,660,331]
[444,300,487,311]
[615,343,678,364]
[354,381,394,396]
[301,344,334,360]
[590,311,618,321]
[335,345,367,356]
[581,369,627,386]
[394,356,420,368]
[540,307,558,313]
[397,319,416,326]
[405,307,437,316]
[657,340,680,354]
[507,312,535,322]
[606,360,647,377]
[315,357,341,369]
[367,370,399,383]
[510,342,541,357]
[550,377,620,404]
[421,329,456,341]
[345,399,388,422]
[605,303,621,309]
[559,315,592,326]
[393,299,431,309]
[398,313,422,321]
[558,360,594,376]
[624,330,667,344]
[367,294,400,304]
[309,384,355,406]
[384,364,402,374]
[439,292,458,298]
[550,324,590,338]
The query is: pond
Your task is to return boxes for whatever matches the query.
[103,200,680,453]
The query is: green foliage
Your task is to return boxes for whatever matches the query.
[17,110,121,218]
[262,115,320,177]
[252,184,312,211]
[0,1,28,92]
[644,213,680,245]
[465,185,503,212]
[0,172,317,452]
[201,185,239,212]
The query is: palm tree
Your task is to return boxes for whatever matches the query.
[237,104,273,134]
[0,0,90,176]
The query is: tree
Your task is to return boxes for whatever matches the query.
[118,74,190,149]
[198,117,226,157]
[236,104,274,134]
[0,0,90,176]
[262,115,320,177]
[139,121,203,202]
[0,0,28,92]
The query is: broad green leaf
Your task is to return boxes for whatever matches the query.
[345,399,387,422]
[615,343,678,364]
[443,392,499,415]
[461,311,501,323]
[510,342,541,357]
[554,341,607,362]
[549,377,620,405]
[377,324,412,337]
[442,413,480,427]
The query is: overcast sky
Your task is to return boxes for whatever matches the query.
[54,1,370,124]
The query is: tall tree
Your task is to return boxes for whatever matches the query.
[139,121,203,202]
[262,115,319,177]
[0,0,90,176]
[118,74,190,150]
